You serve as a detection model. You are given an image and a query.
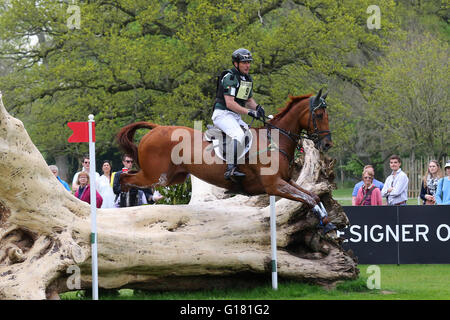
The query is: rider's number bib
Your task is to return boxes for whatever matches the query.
[236,80,252,100]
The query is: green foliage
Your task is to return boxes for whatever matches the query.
[0,0,447,183]
[364,33,449,159]
[156,176,192,205]
[0,0,397,166]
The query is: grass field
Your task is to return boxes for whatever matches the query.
[61,264,450,300]
[332,187,420,206]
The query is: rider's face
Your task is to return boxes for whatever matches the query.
[237,61,251,74]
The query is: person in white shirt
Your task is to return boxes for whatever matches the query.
[381,155,409,205]
[72,156,100,192]
[97,160,116,208]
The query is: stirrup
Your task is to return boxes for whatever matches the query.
[224,165,245,180]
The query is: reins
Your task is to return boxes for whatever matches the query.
[249,96,330,166]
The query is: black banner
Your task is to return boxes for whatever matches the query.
[339,205,450,264]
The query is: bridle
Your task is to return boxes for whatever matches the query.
[306,96,331,146]
[254,95,331,165]
[262,95,331,145]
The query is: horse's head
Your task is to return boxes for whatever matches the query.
[306,89,332,151]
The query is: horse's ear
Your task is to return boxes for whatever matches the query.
[322,91,328,100]
[316,88,322,99]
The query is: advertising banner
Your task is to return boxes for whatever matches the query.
[338,205,450,264]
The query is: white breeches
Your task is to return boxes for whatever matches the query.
[212,109,248,145]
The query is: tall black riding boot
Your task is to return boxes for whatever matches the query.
[224,139,246,180]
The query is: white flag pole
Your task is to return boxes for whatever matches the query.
[270,195,278,290]
[88,114,99,300]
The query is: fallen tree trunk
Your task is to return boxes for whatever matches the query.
[0,92,357,299]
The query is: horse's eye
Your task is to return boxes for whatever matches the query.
[316,113,323,119]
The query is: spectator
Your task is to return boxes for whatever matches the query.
[419,160,443,205]
[72,156,100,192]
[74,172,103,208]
[113,154,163,208]
[381,155,409,205]
[435,161,450,205]
[355,168,382,206]
[351,165,384,205]
[97,160,116,208]
[49,165,71,191]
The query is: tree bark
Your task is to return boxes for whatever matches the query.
[0,92,357,300]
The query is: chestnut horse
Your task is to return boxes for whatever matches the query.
[116,89,335,231]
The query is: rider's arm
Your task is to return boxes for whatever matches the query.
[224,95,251,115]
[245,97,258,110]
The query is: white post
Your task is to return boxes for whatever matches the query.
[88,114,99,300]
[270,195,278,290]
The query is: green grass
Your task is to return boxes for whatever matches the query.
[332,187,421,206]
[60,265,450,300]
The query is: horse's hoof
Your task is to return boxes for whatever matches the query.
[323,222,337,234]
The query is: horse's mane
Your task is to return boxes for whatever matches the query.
[270,94,313,122]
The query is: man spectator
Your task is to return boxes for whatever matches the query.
[49,165,71,191]
[381,155,409,205]
[72,156,100,192]
[113,154,163,207]
[351,165,384,205]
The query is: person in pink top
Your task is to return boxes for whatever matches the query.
[355,168,382,206]
[74,171,103,208]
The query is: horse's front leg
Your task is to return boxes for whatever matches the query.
[288,179,332,226]
[288,179,320,204]
[265,178,317,208]
[265,179,336,234]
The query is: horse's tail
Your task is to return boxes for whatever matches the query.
[116,121,159,168]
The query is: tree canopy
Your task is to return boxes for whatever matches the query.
[0,0,447,179]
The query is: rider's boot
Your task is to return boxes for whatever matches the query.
[224,139,246,180]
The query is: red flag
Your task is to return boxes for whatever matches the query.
[67,122,95,143]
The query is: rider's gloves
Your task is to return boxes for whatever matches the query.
[256,105,265,119]
[248,109,260,119]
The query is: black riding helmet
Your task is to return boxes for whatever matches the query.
[232,48,253,64]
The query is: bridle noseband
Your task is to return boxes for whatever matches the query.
[257,95,331,165]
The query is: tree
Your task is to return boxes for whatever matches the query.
[364,33,449,160]
[0,0,397,170]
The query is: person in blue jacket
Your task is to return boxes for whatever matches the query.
[49,165,71,191]
[435,161,450,205]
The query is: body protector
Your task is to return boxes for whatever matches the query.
[214,67,253,111]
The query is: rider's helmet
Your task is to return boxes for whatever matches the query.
[232,48,253,64]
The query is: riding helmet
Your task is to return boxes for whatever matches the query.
[232,48,253,64]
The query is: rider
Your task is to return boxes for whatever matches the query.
[212,48,265,180]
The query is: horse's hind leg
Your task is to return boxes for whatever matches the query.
[120,170,159,189]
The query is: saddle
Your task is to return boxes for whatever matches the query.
[204,125,253,162]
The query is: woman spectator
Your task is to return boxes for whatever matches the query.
[355,169,382,206]
[74,172,103,208]
[419,160,443,205]
[435,161,450,205]
[98,160,115,208]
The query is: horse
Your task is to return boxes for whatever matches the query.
[116,89,336,232]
